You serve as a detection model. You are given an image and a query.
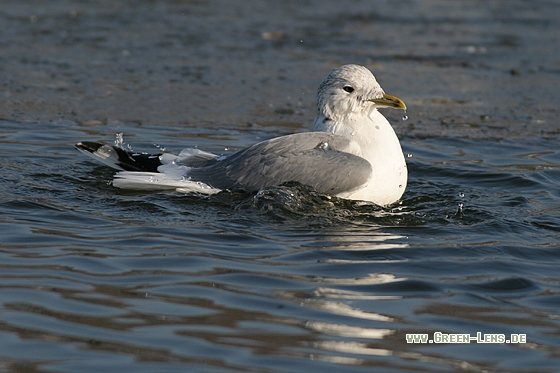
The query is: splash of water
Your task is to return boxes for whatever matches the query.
[114,132,124,149]
[154,143,166,152]
[114,132,136,151]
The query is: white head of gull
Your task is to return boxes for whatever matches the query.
[75,64,408,206]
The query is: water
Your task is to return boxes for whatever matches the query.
[1,0,559,371]
[402,109,409,121]
[1,118,560,373]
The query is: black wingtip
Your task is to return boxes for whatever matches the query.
[75,141,163,172]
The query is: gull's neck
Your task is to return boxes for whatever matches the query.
[313,107,387,150]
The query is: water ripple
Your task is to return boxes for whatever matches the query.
[2,118,560,372]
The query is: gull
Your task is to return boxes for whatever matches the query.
[76,64,407,206]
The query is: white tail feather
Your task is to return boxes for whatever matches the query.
[113,171,220,194]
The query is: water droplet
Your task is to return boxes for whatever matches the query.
[406,153,413,158]
[114,132,124,148]
[459,192,465,197]
[403,110,408,120]
[224,147,229,151]
[154,143,166,152]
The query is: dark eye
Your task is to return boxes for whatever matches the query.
[343,86,354,93]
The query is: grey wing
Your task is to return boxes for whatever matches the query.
[189,132,372,195]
